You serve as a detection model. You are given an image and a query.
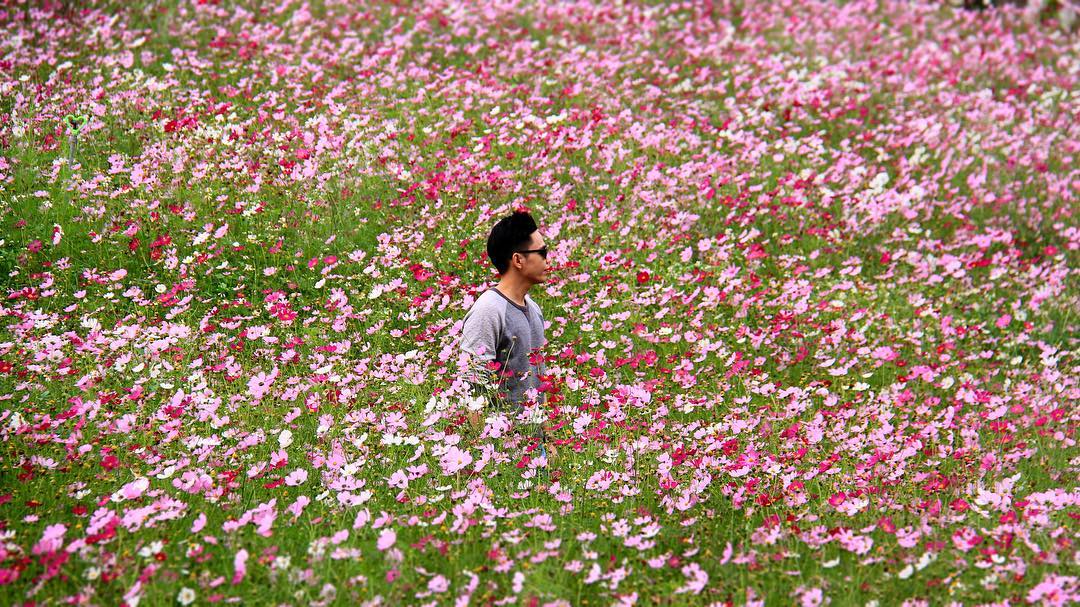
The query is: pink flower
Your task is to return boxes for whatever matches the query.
[871,346,897,361]
[428,574,449,593]
[796,587,824,607]
[388,469,409,489]
[33,523,67,555]
[247,368,278,400]
[284,468,308,486]
[353,509,371,529]
[232,549,248,585]
[288,495,310,518]
[675,562,708,595]
[117,477,149,501]
[439,446,473,475]
[1027,574,1078,606]
[377,528,396,551]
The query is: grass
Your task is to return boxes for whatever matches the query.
[0,1,1077,606]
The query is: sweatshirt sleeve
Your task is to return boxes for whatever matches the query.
[461,300,502,397]
[533,301,548,376]
[461,302,501,362]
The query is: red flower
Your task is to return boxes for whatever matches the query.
[636,271,649,284]
[746,243,768,260]
[100,454,120,471]
[878,516,896,534]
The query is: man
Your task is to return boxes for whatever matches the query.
[460,210,553,458]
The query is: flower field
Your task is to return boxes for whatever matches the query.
[1,0,1077,605]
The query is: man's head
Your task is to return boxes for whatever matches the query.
[486,210,549,283]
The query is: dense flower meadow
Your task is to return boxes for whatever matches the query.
[1,0,1078,605]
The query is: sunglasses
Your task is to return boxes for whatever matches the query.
[515,246,548,259]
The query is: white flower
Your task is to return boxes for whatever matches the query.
[138,540,164,558]
[909,146,927,166]
[7,411,25,431]
[464,394,485,411]
[278,429,293,449]
[898,564,914,580]
[177,587,196,605]
[915,551,937,571]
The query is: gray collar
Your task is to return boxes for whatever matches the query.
[489,287,528,313]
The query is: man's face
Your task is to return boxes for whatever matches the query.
[511,231,550,284]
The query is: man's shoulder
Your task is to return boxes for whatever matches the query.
[466,289,506,315]
[524,294,544,315]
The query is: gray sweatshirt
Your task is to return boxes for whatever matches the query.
[460,287,547,408]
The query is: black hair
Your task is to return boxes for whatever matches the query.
[486,211,538,275]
